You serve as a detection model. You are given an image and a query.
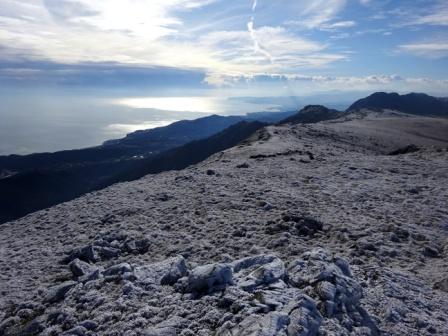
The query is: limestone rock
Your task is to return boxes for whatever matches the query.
[45,281,77,303]
[134,256,188,286]
[183,263,233,294]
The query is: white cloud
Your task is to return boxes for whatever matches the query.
[391,1,448,27]
[321,20,356,30]
[299,0,347,29]
[399,40,448,58]
[0,0,347,86]
[330,28,390,39]
[284,0,355,31]
[3,0,445,94]
[412,11,448,26]
[225,74,448,96]
[199,26,345,85]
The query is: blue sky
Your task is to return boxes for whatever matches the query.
[1,0,448,100]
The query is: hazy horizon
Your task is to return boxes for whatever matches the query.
[0,90,361,155]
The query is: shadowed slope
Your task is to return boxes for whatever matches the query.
[0,121,265,224]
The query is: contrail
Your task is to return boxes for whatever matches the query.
[247,0,273,63]
[252,0,257,11]
[247,17,273,63]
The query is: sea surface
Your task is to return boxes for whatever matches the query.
[0,93,282,155]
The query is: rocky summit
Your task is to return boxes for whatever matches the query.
[0,110,448,336]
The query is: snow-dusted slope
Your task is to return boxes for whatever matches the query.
[1,111,447,335]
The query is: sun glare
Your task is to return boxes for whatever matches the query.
[115,97,218,113]
[104,120,176,135]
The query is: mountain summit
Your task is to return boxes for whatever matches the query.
[347,92,448,116]
[279,105,342,124]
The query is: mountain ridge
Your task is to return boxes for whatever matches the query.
[0,111,447,335]
[347,92,448,116]
[279,105,343,125]
[1,92,447,224]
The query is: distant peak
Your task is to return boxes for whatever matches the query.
[300,105,332,113]
[279,105,341,125]
[347,92,448,116]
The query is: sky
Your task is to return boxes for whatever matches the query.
[0,0,448,154]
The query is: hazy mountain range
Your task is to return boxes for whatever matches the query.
[0,92,447,224]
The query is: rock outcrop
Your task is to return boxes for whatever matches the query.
[0,248,380,336]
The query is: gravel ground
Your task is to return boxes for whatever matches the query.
[0,111,447,335]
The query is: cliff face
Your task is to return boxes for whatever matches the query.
[1,111,447,336]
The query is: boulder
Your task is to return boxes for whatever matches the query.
[232,255,277,273]
[238,258,286,291]
[62,326,88,336]
[286,295,323,336]
[22,318,45,335]
[423,246,440,258]
[218,311,290,336]
[63,245,98,264]
[96,246,120,260]
[124,237,150,254]
[184,263,233,294]
[434,278,448,292]
[287,249,379,335]
[69,258,96,278]
[62,233,150,265]
[78,320,98,331]
[45,281,77,303]
[103,263,132,276]
[144,317,187,336]
[315,281,336,301]
[134,256,188,286]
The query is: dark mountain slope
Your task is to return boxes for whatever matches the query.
[245,110,296,123]
[0,113,289,176]
[0,121,265,224]
[0,160,135,224]
[279,105,343,124]
[100,120,266,185]
[0,115,244,173]
[347,92,448,116]
[104,114,244,147]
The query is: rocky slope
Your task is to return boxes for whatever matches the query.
[0,120,264,224]
[347,92,448,116]
[0,111,447,335]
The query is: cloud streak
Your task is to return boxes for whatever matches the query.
[390,1,448,27]
[285,0,347,29]
[399,39,448,59]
